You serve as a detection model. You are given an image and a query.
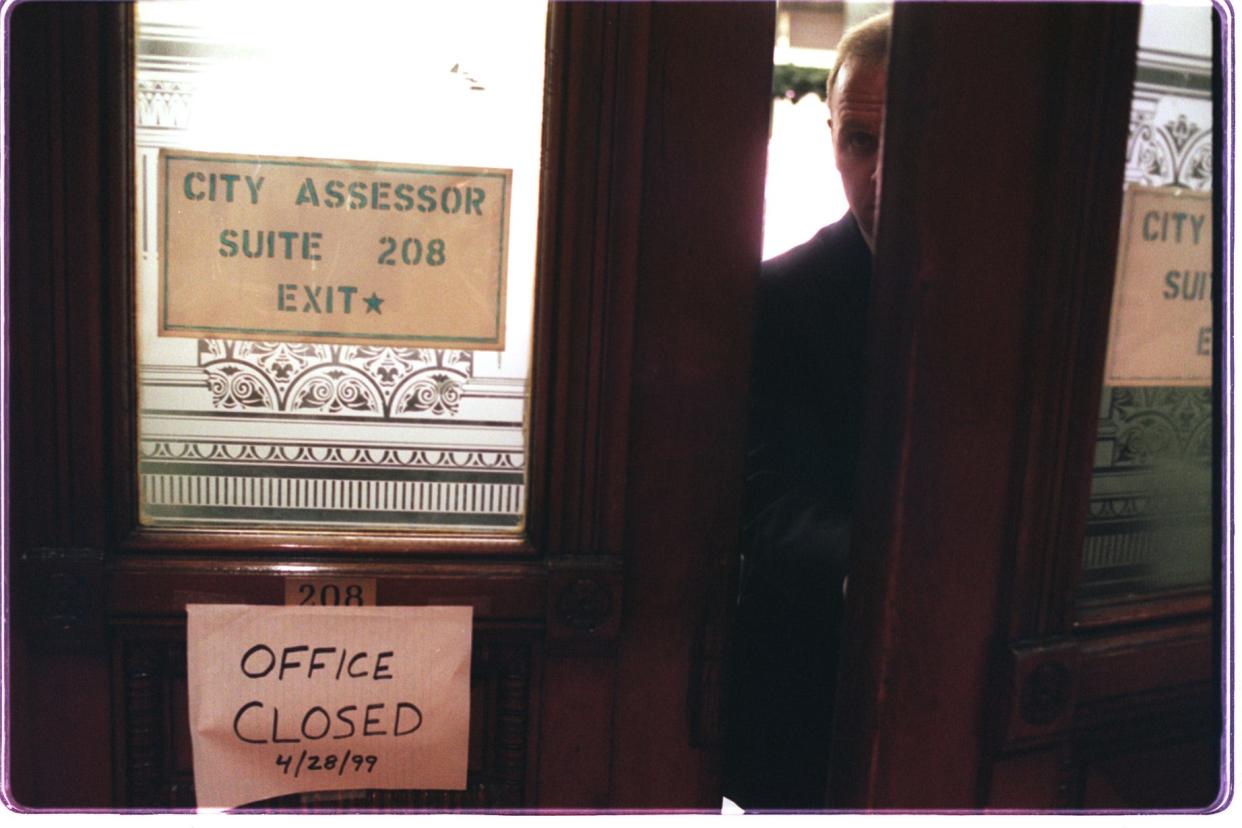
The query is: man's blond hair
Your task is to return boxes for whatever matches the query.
[826,11,892,106]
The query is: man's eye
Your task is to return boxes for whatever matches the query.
[845,133,878,153]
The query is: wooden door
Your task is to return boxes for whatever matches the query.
[829,1,1224,810]
[5,1,774,810]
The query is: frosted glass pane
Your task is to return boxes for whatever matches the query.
[1079,3,1213,599]
[134,1,547,532]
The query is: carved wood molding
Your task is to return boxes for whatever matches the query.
[528,3,653,557]
[996,640,1082,751]
[994,618,1216,754]
[545,560,623,652]
[121,638,191,807]
[493,642,532,808]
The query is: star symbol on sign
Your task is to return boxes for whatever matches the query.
[364,292,384,314]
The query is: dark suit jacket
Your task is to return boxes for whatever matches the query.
[724,213,872,809]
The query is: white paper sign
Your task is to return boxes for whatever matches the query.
[187,604,472,810]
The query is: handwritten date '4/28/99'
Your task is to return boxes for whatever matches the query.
[276,749,377,779]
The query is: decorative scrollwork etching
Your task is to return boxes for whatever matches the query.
[1108,388,1213,466]
[1116,416,1177,465]
[200,341,473,418]
[136,78,194,130]
[1126,112,1212,190]
[290,369,381,414]
[1127,121,1171,181]
[1164,113,1201,152]
[1178,139,1212,190]
[236,341,326,384]
[345,347,471,390]
[206,364,277,409]
[399,373,464,416]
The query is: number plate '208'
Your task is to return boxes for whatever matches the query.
[284,578,377,607]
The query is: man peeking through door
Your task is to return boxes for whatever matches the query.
[725,11,889,810]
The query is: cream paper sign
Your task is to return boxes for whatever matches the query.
[158,150,510,349]
[1104,186,1212,386]
[187,604,472,810]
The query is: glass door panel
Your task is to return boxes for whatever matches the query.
[1079,4,1214,600]
[134,1,547,533]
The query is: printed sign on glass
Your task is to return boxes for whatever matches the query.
[1105,186,1212,386]
[159,150,511,349]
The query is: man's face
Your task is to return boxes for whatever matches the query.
[828,58,886,250]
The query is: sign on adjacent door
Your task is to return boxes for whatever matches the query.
[1105,186,1212,386]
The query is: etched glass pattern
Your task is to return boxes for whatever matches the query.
[134,1,547,531]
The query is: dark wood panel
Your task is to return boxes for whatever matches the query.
[6,1,132,807]
[986,747,1072,810]
[8,650,113,808]
[610,0,773,807]
[988,727,1222,811]
[536,656,616,808]
[1081,738,1221,810]
[1073,588,1212,631]
[6,1,128,555]
[985,617,1218,809]
[993,616,1214,752]
[1076,620,1213,704]
[829,2,1140,809]
[529,1,650,558]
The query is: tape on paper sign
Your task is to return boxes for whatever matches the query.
[186,604,472,810]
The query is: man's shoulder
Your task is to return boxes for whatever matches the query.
[760,214,869,297]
